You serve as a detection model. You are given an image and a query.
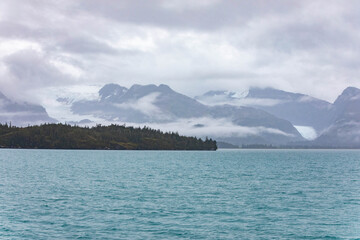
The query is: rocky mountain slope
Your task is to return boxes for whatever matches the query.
[313,87,360,148]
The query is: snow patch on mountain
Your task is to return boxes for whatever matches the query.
[294,126,317,140]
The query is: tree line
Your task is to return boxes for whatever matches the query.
[0,123,217,150]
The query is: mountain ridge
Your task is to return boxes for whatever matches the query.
[197,85,360,148]
[69,83,304,146]
[197,86,334,133]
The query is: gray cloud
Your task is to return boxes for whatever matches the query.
[0,50,76,102]
[113,92,171,120]
[0,21,34,38]
[0,0,359,106]
[3,50,71,86]
[77,0,303,31]
[83,117,295,139]
[55,36,119,55]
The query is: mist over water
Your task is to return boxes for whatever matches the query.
[1,149,359,239]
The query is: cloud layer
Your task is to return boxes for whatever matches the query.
[0,0,360,107]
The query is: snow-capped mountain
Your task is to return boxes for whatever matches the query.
[197,86,360,148]
[72,84,208,123]
[196,87,333,136]
[69,83,304,146]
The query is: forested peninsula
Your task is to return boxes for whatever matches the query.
[0,123,217,150]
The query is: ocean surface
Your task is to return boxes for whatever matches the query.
[0,149,359,239]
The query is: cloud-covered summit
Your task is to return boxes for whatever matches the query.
[0,90,56,126]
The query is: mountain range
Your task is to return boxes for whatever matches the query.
[70,84,304,146]
[196,88,333,132]
[1,84,359,148]
[196,86,360,148]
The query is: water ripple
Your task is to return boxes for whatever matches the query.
[0,149,359,239]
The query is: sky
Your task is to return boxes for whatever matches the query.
[0,0,360,108]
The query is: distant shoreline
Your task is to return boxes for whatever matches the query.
[0,147,217,151]
[1,147,359,151]
[218,147,360,150]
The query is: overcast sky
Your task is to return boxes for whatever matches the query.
[0,0,360,106]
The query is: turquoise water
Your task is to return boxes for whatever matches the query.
[0,149,359,239]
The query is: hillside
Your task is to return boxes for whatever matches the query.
[0,123,217,150]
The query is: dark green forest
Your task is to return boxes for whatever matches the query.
[0,123,217,150]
